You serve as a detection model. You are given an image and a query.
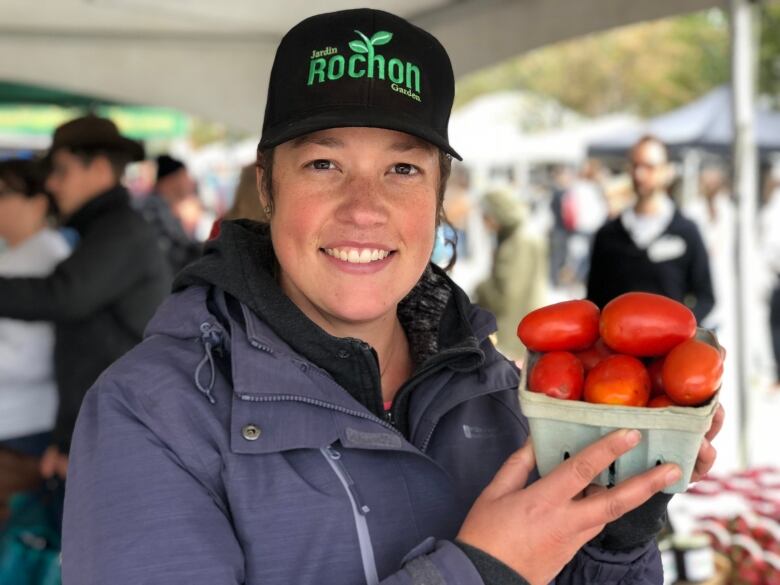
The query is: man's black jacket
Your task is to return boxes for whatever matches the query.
[587,208,715,323]
[0,186,171,450]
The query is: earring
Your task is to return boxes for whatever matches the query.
[263,204,272,216]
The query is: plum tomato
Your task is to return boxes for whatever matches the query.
[517,299,600,352]
[574,338,614,371]
[662,339,723,406]
[648,394,676,408]
[584,354,651,406]
[528,351,584,401]
[647,358,666,397]
[600,292,697,357]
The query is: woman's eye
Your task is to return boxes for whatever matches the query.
[308,159,335,170]
[393,163,418,175]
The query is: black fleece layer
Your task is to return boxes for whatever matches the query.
[174,219,484,435]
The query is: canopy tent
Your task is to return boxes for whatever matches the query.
[586,85,780,158]
[0,0,718,132]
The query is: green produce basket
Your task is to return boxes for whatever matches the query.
[518,328,720,493]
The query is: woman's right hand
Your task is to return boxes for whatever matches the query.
[456,429,681,585]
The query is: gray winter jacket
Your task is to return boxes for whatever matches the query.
[62,221,663,584]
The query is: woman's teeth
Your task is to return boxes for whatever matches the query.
[324,248,390,264]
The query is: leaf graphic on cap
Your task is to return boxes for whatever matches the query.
[349,40,369,53]
[370,31,393,46]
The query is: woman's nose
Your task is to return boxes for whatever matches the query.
[333,174,389,226]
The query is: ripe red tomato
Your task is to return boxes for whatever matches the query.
[517,300,600,352]
[528,351,584,401]
[662,339,723,406]
[574,338,614,371]
[584,355,651,406]
[647,358,666,397]
[648,394,676,408]
[600,292,697,357]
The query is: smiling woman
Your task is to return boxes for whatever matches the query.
[62,8,722,585]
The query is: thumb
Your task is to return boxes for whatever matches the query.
[481,440,536,501]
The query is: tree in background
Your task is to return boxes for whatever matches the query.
[455,9,734,118]
[760,1,780,108]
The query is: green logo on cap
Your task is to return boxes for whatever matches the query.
[307,30,422,102]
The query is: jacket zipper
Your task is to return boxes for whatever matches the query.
[321,446,379,585]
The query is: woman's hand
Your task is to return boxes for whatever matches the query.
[690,403,724,482]
[457,429,681,585]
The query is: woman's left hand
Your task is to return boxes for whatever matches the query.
[690,403,725,482]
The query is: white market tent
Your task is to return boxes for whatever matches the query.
[0,0,719,132]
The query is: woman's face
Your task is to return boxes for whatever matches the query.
[264,126,439,334]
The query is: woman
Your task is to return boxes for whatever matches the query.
[62,9,723,585]
[0,159,70,522]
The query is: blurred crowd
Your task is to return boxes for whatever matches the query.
[0,114,268,529]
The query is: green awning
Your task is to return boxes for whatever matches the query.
[0,81,189,140]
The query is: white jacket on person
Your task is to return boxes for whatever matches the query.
[0,228,70,441]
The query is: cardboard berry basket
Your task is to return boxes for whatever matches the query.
[518,328,721,494]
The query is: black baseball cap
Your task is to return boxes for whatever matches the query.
[259,8,462,160]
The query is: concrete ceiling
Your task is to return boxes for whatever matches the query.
[0,0,724,132]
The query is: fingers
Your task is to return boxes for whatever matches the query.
[537,429,642,502]
[690,438,717,483]
[482,441,536,501]
[705,404,725,442]
[574,463,681,531]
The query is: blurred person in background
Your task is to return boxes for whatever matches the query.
[560,160,609,291]
[547,165,573,287]
[0,159,70,523]
[0,115,170,478]
[684,164,735,332]
[587,135,715,323]
[475,188,547,362]
[138,154,203,274]
[761,176,780,389]
[208,163,268,240]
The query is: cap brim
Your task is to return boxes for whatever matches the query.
[259,107,462,161]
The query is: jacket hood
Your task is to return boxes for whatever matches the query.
[170,220,494,424]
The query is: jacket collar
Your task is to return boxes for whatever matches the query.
[65,184,129,234]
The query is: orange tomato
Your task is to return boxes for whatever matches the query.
[600,292,696,357]
[574,338,614,371]
[528,351,584,401]
[517,300,600,352]
[584,355,651,406]
[647,358,666,398]
[662,339,722,406]
[648,394,676,408]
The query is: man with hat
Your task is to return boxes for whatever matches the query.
[0,114,170,477]
[136,154,203,275]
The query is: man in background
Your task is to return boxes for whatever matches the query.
[138,154,203,275]
[587,135,714,323]
[0,115,170,477]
